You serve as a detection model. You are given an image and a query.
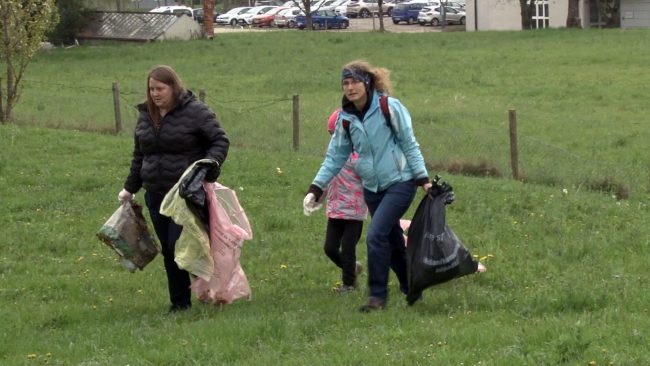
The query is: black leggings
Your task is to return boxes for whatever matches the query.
[145,191,191,308]
[323,218,364,286]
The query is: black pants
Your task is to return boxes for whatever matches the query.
[323,218,364,286]
[145,191,191,308]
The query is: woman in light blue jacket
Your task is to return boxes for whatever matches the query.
[304,60,432,312]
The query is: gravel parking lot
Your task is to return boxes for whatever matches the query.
[214,17,465,33]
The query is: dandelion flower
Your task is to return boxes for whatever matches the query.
[280,264,288,269]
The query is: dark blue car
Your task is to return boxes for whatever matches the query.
[296,9,350,29]
[391,1,428,24]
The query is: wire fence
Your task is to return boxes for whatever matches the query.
[12,78,650,198]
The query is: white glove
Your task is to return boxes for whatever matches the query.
[303,193,322,216]
[118,188,133,204]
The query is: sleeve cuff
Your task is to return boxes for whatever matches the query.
[415,177,430,186]
[307,184,324,201]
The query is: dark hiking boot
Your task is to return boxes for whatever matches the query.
[359,296,386,313]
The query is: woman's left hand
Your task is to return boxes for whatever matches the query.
[422,182,432,193]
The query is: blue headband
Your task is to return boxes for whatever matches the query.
[341,68,370,84]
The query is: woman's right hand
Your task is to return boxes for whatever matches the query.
[118,189,133,204]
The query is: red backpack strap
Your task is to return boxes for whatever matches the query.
[342,119,351,140]
[379,95,391,129]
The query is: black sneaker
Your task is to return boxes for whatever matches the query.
[169,303,191,313]
[359,296,386,313]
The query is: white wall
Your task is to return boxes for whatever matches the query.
[466,0,588,31]
[621,0,650,28]
[465,0,521,31]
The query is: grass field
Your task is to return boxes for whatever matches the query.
[1,29,650,365]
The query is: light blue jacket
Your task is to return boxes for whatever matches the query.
[312,92,428,193]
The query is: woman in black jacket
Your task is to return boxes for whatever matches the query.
[118,65,229,313]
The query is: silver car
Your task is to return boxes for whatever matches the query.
[274,7,303,28]
[346,0,394,18]
[417,6,465,26]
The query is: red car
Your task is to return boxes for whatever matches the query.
[252,6,287,27]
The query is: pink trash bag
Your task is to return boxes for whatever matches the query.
[190,182,253,305]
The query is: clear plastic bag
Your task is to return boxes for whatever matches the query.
[96,200,159,272]
[190,182,252,305]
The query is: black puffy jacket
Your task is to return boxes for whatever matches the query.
[124,90,229,194]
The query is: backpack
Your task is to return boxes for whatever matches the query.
[341,95,394,146]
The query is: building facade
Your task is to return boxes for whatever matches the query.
[464,0,646,31]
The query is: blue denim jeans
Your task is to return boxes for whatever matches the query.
[363,180,416,302]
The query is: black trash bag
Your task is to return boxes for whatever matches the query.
[406,179,478,305]
[178,160,219,232]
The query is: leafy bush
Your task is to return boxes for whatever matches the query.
[47,0,90,44]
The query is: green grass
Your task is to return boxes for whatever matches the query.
[1,29,650,365]
[14,29,650,198]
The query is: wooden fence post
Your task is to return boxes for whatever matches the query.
[292,94,300,151]
[508,108,519,180]
[199,89,206,102]
[112,82,122,134]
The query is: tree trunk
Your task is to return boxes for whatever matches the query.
[378,0,385,32]
[566,0,581,28]
[519,0,535,29]
[204,0,215,38]
[0,77,4,124]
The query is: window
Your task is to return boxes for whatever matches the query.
[531,0,549,29]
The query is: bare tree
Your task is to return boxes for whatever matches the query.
[566,0,580,28]
[290,0,326,30]
[0,0,59,123]
[377,0,385,32]
[203,0,215,38]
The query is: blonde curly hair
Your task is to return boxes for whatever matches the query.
[342,60,393,96]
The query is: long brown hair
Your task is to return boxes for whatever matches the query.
[146,65,185,127]
[342,60,393,96]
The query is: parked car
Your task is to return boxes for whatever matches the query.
[445,1,465,10]
[315,0,348,11]
[274,7,303,28]
[252,6,288,27]
[192,8,220,23]
[149,5,193,17]
[391,1,427,24]
[236,5,277,26]
[417,5,465,26]
[334,0,351,16]
[296,9,350,29]
[346,0,394,18]
[255,0,286,5]
[216,7,252,26]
